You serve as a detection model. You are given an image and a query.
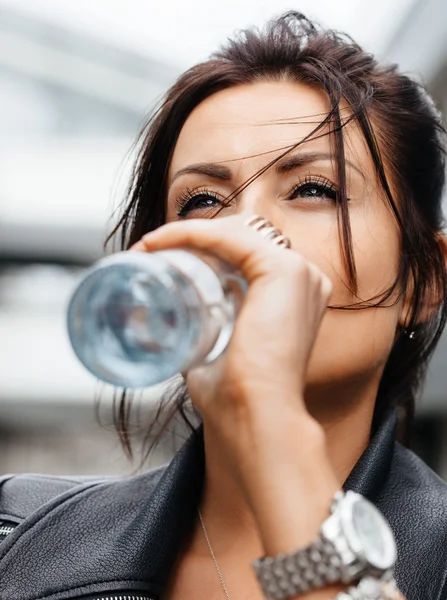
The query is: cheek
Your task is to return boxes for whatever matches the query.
[283,204,399,306]
[308,303,400,389]
[351,206,401,301]
[311,204,401,306]
[306,206,402,385]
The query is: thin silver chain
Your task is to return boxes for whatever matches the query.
[198,509,233,600]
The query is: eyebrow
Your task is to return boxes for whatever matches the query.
[170,150,364,184]
[171,163,232,183]
[277,151,364,179]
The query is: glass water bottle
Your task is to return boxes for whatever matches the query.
[67,250,247,388]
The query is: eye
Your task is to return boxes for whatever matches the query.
[175,188,225,217]
[289,176,338,203]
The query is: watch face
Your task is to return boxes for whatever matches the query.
[350,498,397,570]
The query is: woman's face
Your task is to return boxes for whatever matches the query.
[165,81,404,408]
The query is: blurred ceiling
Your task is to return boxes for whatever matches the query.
[0,0,418,68]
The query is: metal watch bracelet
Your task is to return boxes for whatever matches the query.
[254,575,400,600]
[253,536,342,598]
[253,544,397,600]
[335,576,400,600]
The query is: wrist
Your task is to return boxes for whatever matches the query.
[233,403,329,483]
[249,466,339,557]
[230,406,339,555]
[233,397,325,455]
[252,491,398,600]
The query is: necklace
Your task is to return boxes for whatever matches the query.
[198,509,233,600]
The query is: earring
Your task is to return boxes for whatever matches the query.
[403,328,415,340]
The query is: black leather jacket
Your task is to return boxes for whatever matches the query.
[0,409,446,600]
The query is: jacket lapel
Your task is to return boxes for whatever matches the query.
[344,408,396,498]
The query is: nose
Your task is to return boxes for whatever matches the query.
[234,191,285,231]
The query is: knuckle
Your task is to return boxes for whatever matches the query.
[285,256,332,296]
[321,274,333,295]
[284,253,308,276]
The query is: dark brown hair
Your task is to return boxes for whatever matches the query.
[108,11,447,457]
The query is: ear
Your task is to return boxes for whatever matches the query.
[398,231,447,328]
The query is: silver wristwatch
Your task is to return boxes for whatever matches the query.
[252,491,397,600]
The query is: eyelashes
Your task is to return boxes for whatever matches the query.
[288,175,338,202]
[174,187,225,217]
[174,175,342,218]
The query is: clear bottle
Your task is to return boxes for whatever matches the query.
[67,250,247,388]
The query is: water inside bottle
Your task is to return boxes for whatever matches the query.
[68,258,203,387]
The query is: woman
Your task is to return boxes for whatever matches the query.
[0,11,446,600]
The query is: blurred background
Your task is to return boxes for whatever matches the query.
[0,0,446,477]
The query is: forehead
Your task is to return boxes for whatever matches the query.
[169,80,369,178]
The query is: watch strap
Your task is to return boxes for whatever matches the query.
[252,536,344,599]
[336,576,400,600]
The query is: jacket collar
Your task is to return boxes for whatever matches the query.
[344,407,396,499]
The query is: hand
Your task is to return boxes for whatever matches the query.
[132,214,332,462]
[134,215,346,587]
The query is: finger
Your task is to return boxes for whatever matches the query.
[131,216,302,284]
[306,262,333,312]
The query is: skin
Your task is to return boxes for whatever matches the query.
[133,80,407,599]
